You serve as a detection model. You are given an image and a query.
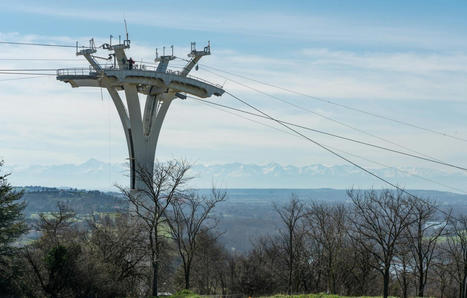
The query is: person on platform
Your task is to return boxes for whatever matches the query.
[128,57,135,70]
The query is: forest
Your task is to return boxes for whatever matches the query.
[1,159,467,298]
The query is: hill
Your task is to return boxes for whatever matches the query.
[17,186,467,252]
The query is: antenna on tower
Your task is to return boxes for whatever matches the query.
[124,19,128,40]
[123,19,130,47]
[89,38,96,50]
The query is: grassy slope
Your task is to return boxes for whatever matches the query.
[266,295,398,298]
[171,291,398,298]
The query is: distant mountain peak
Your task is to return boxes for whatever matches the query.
[9,159,466,192]
[80,158,104,166]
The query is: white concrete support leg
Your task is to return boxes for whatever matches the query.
[104,82,174,191]
[146,95,172,170]
[143,94,158,137]
[124,83,148,190]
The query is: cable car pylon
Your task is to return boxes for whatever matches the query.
[57,35,224,191]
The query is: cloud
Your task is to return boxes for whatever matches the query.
[203,48,467,102]
[4,1,467,50]
[301,48,467,73]
[0,32,466,178]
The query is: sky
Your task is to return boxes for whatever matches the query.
[0,0,467,189]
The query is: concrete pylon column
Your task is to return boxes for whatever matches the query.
[105,82,173,191]
[145,94,173,173]
[123,83,146,190]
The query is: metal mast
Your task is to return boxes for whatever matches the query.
[57,36,224,191]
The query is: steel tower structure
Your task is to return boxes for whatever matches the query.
[57,37,224,191]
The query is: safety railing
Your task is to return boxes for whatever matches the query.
[57,65,223,89]
[100,63,158,72]
[57,67,95,76]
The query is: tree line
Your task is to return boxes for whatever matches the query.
[1,159,467,297]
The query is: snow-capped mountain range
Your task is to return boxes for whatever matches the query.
[7,159,467,192]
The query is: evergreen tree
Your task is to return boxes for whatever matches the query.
[0,160,27,294]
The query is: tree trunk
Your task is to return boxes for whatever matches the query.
[152,260,158,297]
[329,253,336,294]
[152,224,159,297]
[418,268,425,297]
[402,272,408,298]
[463,274,467,298]
[463,260,467,298]
[287,263,292,295]
[288,230,293,295]
[383,267,390,298]
[460,281,463,298]
[417,221,425,297]
[184,266,191,289]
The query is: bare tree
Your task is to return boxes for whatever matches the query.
[446,215,467,298]
[24,203,84,297]
[348,189,415,298]
[273,194,306,295]
[119,160,191,297]
[345,235,379,296]
[189,229,230,295]
[432,244,455,298]
[166,188,226,289]
[87,214,148,295]
[394,235,414,298]
[407,198,447,297]
[234,235,283,296]
[37,202,75,246]
[23,205,150,297]
[306,202,348,294]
